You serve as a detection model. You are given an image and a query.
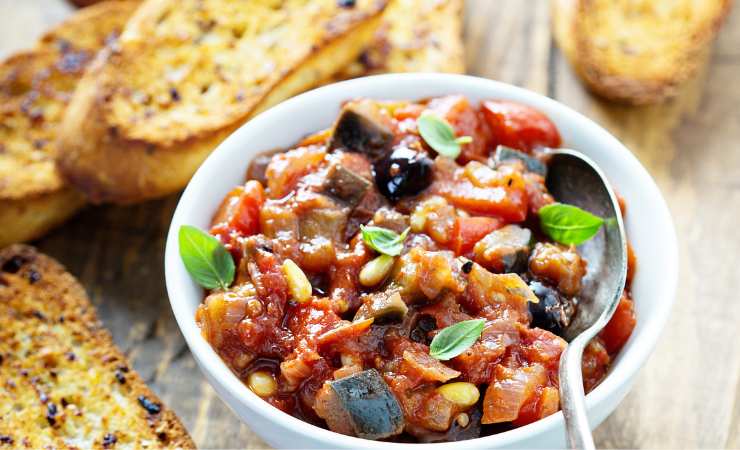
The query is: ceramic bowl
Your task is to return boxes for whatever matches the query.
[165,74,678,449]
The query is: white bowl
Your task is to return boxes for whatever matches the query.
[165,74,678,449]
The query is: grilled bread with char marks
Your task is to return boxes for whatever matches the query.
[64,0,465,78]
[0,1,140,246]
[552,0,732,104]
[0,245,194,448]
[337,0,465,78]
[56,0,388,205]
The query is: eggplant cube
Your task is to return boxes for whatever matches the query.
[354,291,408,322]
[317,369,405,440]
[320,162,371,209]
[473,224,532,273]
[493,145,547,176]
[330,102,394,160]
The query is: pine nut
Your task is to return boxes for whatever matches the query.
[437,382,480,408]
[282,259,312,304]
[247,371,277,397]
[456,412,470,428]
[359,254,395,287]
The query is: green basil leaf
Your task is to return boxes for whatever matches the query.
[179,225,235,290]
[417,114,471,159]
[360,225,409,256]
[429,319,486,360]
[539,203,605,245]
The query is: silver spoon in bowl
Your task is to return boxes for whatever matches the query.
[544,149,628,450]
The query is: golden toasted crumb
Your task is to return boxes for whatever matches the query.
[337,0,465,78]
[0,245,195,449]
[0,1,139,246]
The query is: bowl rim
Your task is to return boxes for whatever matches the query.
[165,73,678,448]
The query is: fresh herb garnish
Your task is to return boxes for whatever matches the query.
[539,203,605,246]
[178,225,235,290]
[417,114,472,159]
[360,225,409,256]
[429,319,486,360]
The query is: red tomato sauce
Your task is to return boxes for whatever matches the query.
[195,96,636,442]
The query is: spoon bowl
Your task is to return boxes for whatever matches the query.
[545,149,628,450]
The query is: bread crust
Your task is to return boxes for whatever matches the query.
[0,189,86,248]
[0,1,139,244]
[337,0,466,78]
[56,0,388,204]
[0,245,195,448]
[552,0,732,105]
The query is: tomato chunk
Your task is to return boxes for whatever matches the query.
[600,294,636,354]
[582,337,610,392]
[440,181,528,222]
[210,181,266,257]
[482,364,547,424]
[450,216,502,255]
[426,95,492,163]
[481,100,561,152]
[211,180,265,236]
[234,180,265,235]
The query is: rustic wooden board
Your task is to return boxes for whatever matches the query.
[1,0,738,448]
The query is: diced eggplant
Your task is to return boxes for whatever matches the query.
[299,202,348,244]
[465,265,537,321]
[393,248,465,301]
[320,162,371,209]
[371,207,409,234]
[344,187,388,241]
[493,145,547,176]
[355,291,408,322]
[246,152,274,186]
[414,407,482,443]
[473,225,532,273]
[528,280,576,336]
[528,242,587,296]
[329,101,394,160]
[315,369,405,440]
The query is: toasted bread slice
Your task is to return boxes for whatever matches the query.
[68,0,465,78]
[552,0,732,104]
[0,1,140,246]
[337,0,465,78]
[0,245,194,448]
[56,0,388,204]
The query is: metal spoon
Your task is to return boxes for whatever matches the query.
[544,149,628,450]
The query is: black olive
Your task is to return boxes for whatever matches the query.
[528,280,576,336]
[374,146,433,202]
[410,314,436,344]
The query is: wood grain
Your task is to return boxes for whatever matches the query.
[0,0,738,448]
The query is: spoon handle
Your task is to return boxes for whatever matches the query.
[559,330,598,450]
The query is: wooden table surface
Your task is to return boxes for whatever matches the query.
[2,1,739,448]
